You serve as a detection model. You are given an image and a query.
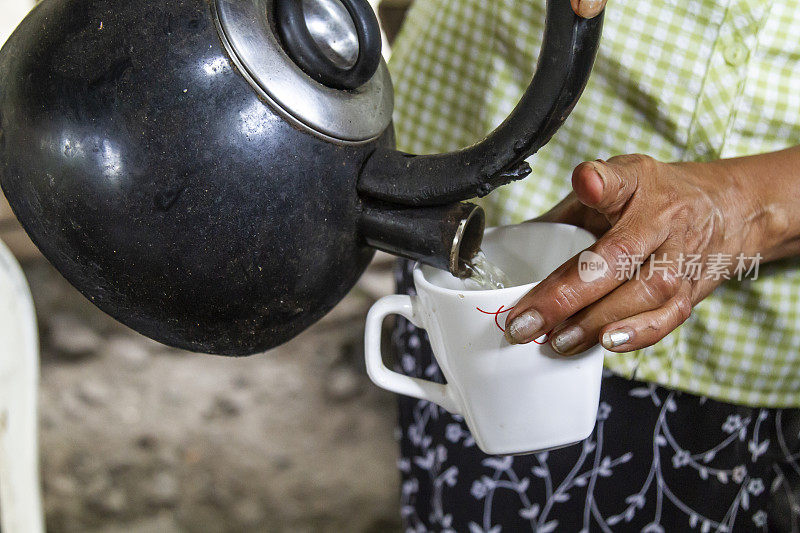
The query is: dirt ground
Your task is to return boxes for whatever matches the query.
[25,256,402,532]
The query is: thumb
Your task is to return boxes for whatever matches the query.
[572,158,639,221]
[570,0,607,18]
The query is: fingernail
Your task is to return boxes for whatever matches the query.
[602,330,632,349]
[551,325,584,354]
[505,311,544,344]
[572,0,605,18]
[590,161,606,186]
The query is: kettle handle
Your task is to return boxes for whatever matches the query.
[357,0,604,206]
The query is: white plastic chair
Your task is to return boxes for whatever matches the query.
[1,4,44,531]
[0,239,43,533]
[0,0,35,43]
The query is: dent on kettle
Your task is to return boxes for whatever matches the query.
[0,0,603,355]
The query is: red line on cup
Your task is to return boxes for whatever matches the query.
[533,331,553,345]
[476,305,511,332]
[476,306,553,344]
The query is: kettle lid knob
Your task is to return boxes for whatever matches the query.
[276,0,382,90]
[215,0,392,142]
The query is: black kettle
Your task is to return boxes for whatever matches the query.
[0,0,602,355]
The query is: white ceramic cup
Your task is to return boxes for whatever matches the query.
[364,222,604,455]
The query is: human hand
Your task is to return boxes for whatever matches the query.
[570,0,607,18]
[504,154,785,355]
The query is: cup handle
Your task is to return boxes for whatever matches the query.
[364,295,461,414]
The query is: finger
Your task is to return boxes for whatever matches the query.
[530,192,612,237]
[600,293,693,352]
[505,211,668,344]
[548,249,688,356]
[572,158,641,221]
[530,192,585,225]
[570,0,607,18]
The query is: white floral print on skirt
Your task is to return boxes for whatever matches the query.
[393,260,800,533]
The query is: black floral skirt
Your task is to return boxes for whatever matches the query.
[393,260,800,532]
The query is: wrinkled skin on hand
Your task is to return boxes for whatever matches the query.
[504,152,800,356]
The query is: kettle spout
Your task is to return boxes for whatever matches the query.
[360,201,485,277]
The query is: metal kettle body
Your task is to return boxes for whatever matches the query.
[0,0,603,355]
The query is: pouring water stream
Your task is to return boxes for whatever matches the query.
[463,249,513,290]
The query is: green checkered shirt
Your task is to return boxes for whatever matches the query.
[390,0,800,407]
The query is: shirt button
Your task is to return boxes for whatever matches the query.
[723,41,748,66]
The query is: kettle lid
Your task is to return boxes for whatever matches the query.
[214,0,393,143]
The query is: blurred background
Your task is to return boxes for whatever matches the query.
[0,1,413,531]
